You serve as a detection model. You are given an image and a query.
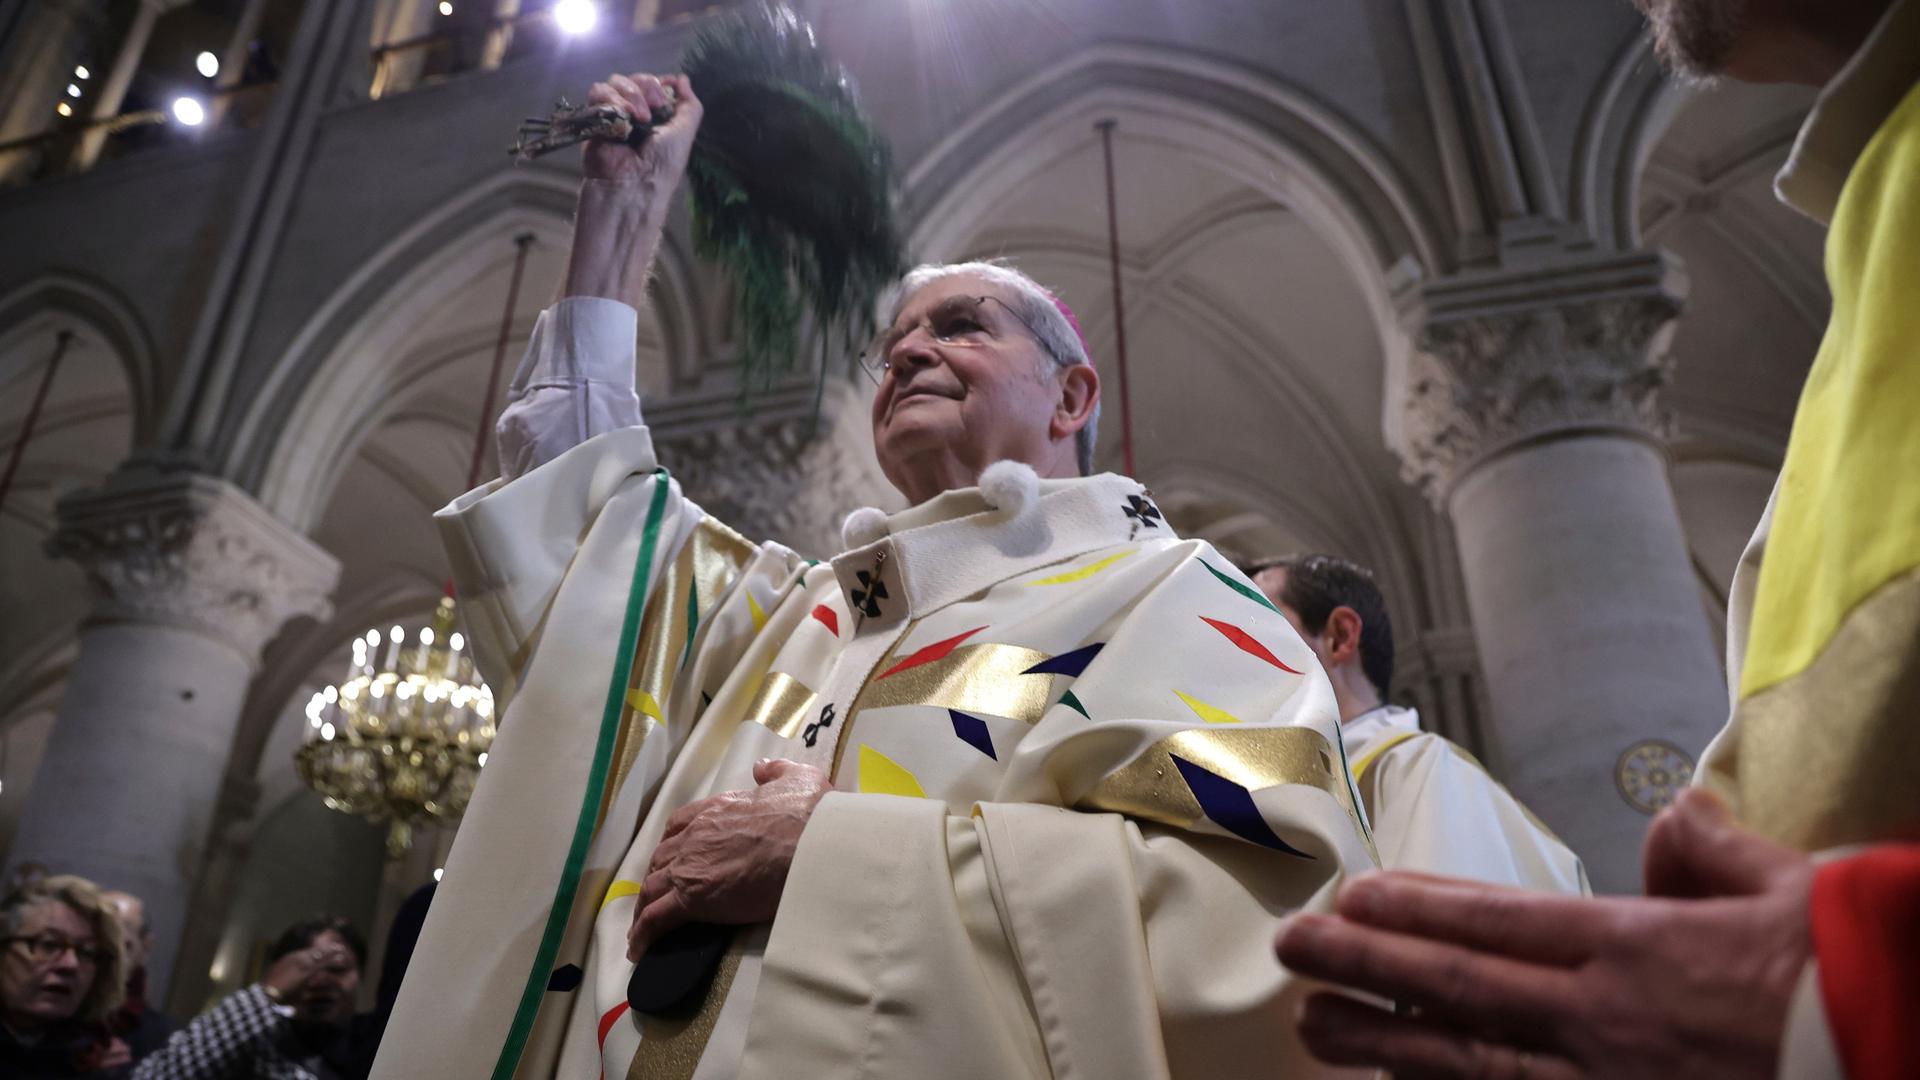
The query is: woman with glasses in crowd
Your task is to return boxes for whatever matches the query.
[0,874,129,1078]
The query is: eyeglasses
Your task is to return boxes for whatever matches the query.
[861,294,1048,385]
[6,934,101,966]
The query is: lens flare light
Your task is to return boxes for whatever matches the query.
[553,0,598,34]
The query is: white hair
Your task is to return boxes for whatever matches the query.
[887,260,1101,476]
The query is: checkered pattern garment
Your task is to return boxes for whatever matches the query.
[129,985,321,1080]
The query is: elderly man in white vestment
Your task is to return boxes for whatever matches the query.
[375,71,1379,1080]
[1248,555,1586,893]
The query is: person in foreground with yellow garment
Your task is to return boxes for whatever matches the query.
[375,69,1384,1079]
[1274,0,1920,1077]
[1248,554,1586,894]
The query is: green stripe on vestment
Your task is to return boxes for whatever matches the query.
[491,470,672,1080]
[1199,558,1281,614]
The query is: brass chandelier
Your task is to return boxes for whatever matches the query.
[295,232,537,857]
[296,596,494,857]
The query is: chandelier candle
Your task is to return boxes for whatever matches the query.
[297,596,496,856]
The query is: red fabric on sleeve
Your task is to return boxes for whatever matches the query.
[1811,845,1920,1080]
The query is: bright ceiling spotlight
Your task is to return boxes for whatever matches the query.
[55,101,72,117]
[438,1,453,13]
[170,96,206,126]
[74,65,90,79]
[553,0,598,34]
[196,51,219,78]
[67,83,81,98]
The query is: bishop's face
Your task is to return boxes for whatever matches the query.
[867,275,1073,502]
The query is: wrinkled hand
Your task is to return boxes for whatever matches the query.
[627,759,831,962]
[262,939,356,1001]
[1274,788,1813,1079]
[582,72,702,186]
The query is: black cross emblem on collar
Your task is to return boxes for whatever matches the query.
[1123,494,1163,529]
[851,570,888,618]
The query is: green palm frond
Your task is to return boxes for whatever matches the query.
[681,3,904,398]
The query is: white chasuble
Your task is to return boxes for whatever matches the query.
[376,313,1376,1080]
[1342,707,1587,895]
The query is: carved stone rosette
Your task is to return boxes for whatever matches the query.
[45,470,341,667]
[1398,291,1682,506]
[658,380,903,556]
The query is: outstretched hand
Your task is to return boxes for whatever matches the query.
[627,759,831,962]
[1274,788,1813,1079]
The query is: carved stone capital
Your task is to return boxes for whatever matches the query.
[1392,255,1686,506]
[654,380,903,556]
[45,470,341,667]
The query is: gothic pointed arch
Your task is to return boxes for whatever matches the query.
[896,43,1442,629]
[0,271,157,444]
[1570,31,1686,252]
[903,42,1444,308]
[232,171,705,530]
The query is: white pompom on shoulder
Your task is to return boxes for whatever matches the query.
[979,459,1040,518]
[840,506,891,551]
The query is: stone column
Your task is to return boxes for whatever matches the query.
[5,470,338,989]
[206,0,271,126]
[479,0,523,72]
[160,774,259,1015]
[1391,255,1727,893]
[1396,624,1489,752]
[73,0,188,170]
[0,0,99,183]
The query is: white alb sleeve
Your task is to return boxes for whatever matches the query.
[494,297,644,481]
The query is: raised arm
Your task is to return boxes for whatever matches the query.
[494,73,704,481]
[563,73,700,309]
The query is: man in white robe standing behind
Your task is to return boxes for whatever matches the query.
[377,70,1379,1079]
[1249,555,1587,894]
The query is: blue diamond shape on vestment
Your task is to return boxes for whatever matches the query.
[1021,642,1105,678]
[949,709,996,760]
[1169,754,1313,858]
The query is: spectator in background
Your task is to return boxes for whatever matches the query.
[100,891,171,1066]
[133,915,375,1080]
[1247,554,1586,894]
[347,882,434,1077]
[0,875,129,1078]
